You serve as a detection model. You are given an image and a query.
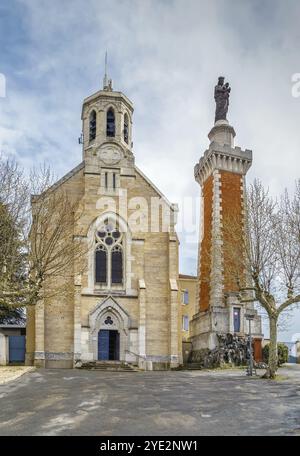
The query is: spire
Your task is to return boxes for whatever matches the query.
[103,51,113,91]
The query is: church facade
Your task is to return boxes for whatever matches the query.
[26,77,182,370]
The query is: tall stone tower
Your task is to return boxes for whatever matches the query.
[81,69,135,178]
[190,77,262,356]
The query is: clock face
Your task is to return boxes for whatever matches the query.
[99,146,122,165]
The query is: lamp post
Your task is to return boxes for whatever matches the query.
[245,313,255,376]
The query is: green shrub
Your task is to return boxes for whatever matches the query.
[262,343,289,366]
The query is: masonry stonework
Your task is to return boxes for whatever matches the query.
[199,175,213,312]
[220,170,244,293]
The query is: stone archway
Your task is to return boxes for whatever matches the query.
[89,296,130,362]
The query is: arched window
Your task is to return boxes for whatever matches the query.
[111,246,123,283]
[94,219,123,287]
[95,247,107,284]
[106,108,115,137]
[123,113,129,144]
[89,110,97,141]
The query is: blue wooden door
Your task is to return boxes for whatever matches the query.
[9,336,25,363]
[108,330,120,361]
[116,332,120,360]
[98,330,109,360]
[233,308,241,333]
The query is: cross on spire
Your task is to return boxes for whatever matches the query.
[103,51,113,91]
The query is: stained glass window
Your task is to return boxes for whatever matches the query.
[95,248,107,284]
[94,219,124,287]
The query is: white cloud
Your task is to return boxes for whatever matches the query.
[1,0,300,339]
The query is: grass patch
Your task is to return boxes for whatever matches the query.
[273,375,289,381]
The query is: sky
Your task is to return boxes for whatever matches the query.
[0,0,300,341]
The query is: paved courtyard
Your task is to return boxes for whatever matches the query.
[0,366,299,436]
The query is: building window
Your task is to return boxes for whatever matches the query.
[124,113,129,144]
[102,170,119,192]
[182,290,189,305]
[233,307,241,333]
[182,315,189,331]
[95,247,107,284]
[106,108,115,137]
[111,246,123,284]
[89,110,97,141]
[95,219,124,287]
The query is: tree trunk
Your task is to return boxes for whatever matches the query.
[264,315,278,379]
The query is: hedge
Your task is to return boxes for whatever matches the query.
[262,342,289,366]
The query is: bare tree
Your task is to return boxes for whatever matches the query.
[222,179,300,378]
[28,165,87,305]
[0,157,88,312]
[0,157,29,317]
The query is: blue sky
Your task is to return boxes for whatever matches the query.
[1,0,300,341]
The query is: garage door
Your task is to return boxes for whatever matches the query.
[9,336,26,363]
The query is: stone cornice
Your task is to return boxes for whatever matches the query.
[194,143,252,186]
[81,90,134,119]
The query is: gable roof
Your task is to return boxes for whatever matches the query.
[32,160,178,214]
[134,165,177,211]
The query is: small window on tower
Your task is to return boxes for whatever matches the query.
[233,307,241,333]
[107,108,115,137]
[182,315,189,331]
[89,110,97,141]
[182,290,189,305]
[124,113,129,144]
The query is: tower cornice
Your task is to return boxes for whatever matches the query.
[81,90,133,119]
[194,142,252,186]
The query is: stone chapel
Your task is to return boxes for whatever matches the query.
[25,73,263,370]
[26,74,182,370]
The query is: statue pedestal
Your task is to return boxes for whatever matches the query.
[192,117,263,358]
[208,119,236,147]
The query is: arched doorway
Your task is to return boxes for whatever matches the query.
[98,329,120,361]
[89,296,132,362]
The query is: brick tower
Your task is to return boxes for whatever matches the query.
[190,77,262,353]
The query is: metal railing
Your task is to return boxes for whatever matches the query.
[125,349,147,361]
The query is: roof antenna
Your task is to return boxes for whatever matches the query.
[103,51,113,91]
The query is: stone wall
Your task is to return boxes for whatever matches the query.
[190,333,248,368]
[199,175,213,312]
[220,170,244,293]
[27,148,181,370]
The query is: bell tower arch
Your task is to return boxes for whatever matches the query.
[81,62,134,168]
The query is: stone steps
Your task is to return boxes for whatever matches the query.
[80,361,139,372]
[172,363,203,371]
[185,363,203,370]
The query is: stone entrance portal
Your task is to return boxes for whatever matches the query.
[98,329,120,361]
[88,296,133,363]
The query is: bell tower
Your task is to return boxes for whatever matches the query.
[190,77,262,352]
[81,59,134,177]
